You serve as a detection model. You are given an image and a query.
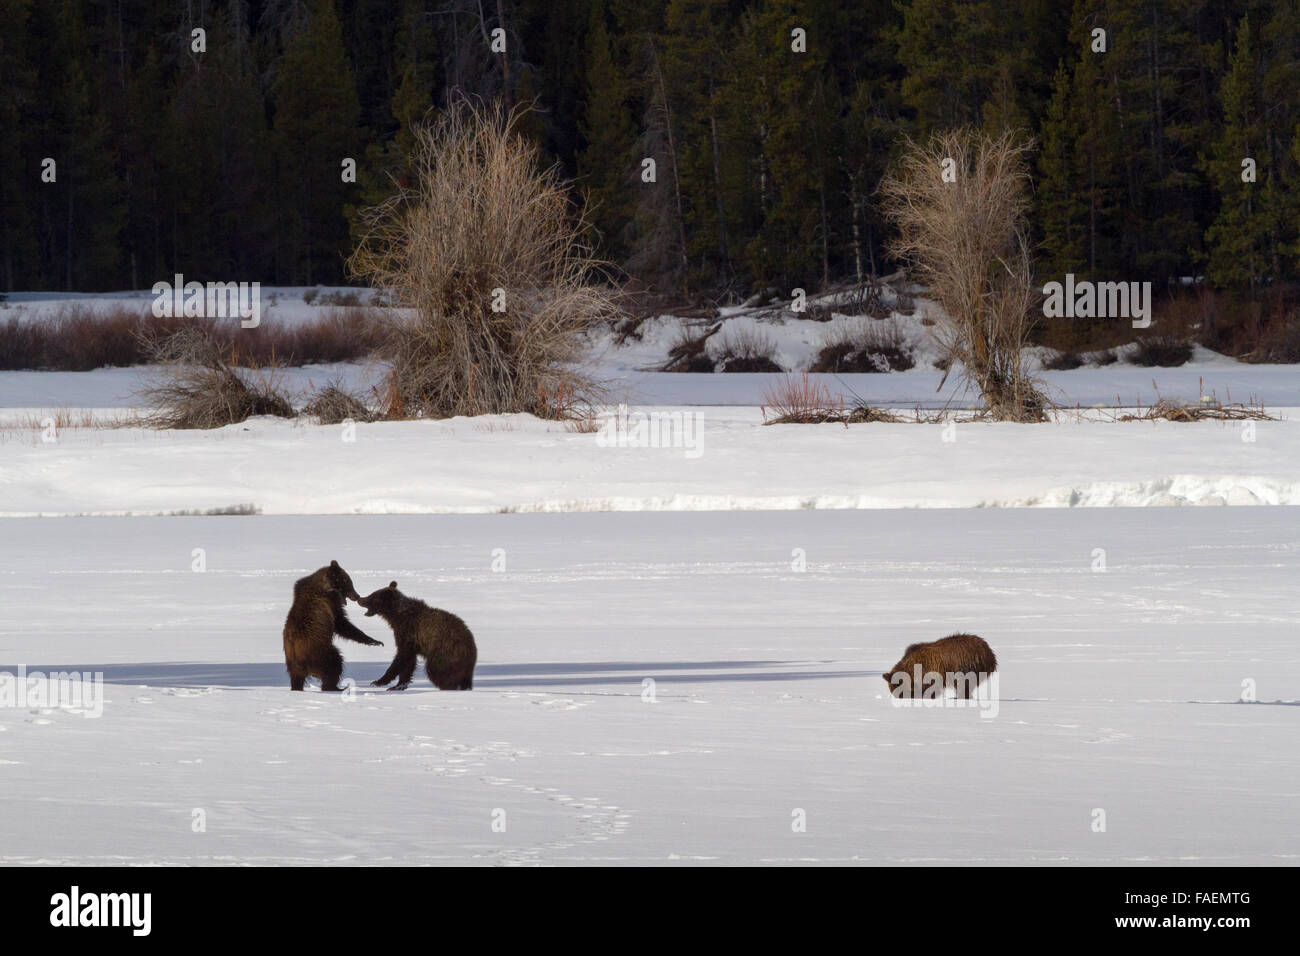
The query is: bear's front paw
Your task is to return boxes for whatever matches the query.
[388,682,410,692]
[370,678,389,687]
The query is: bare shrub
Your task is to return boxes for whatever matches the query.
[0,304,390,371]
[1041,350,1084,371]
[289,306,392,365]
[713,324,782,372]
[846,277,889,318]
[1131,334,1193,367]
[760,372,843,423]
[347,100,619,418]
[880,128,1047,420]
[0,305,158,371]
[817,277,888,319]
[1091,349,1118,367]
[316,289,364,307]
[1252,308,1300,363]
[662,322,720,372]
[138,328,294,429]
[302,379,374,424]
[810,318,914,372]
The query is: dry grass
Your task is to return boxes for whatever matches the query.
[0,407,139,443]
[0,304,391,371]
[880,128,1046,421]
[1116,398,1274,422]
[563,413,602,433]
[713,324,782,372]
[166,503,262,516]
[348,100,620,419]
[0,305,158,371]
[137,328,296,429]
[810,318,914,373]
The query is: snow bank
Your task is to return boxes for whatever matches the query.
[2,409,1297,516]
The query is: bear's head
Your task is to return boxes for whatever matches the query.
[324,560,362,602]
[358,581,401,618]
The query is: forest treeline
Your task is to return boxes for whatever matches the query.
[1,0,1297,299]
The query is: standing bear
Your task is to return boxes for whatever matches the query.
[358,581,477,691]
[882,633,997,699]
[282,560,383,691]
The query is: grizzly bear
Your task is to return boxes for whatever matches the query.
[883,633,997,699]
[282,560,383,691]
[358,581,477,691]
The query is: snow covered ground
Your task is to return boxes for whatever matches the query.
[1,509,1296,865]
[4,359,1298,411]
[2,289,1297,866]
[6,285,1299,410]
[2,408,1298,516]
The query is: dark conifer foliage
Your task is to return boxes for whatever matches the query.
[0,0,1294,296]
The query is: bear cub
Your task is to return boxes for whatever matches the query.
[358,581,477,691]
[282,560,383,691]
[882,632,997,699]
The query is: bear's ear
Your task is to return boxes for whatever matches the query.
[330,559,340,569]
[389,580,397,589]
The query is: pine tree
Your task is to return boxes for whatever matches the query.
[33,0,125,290]
[1206,14,1270,290]
[273,0,362,284]
[579,3,638,262]
[1204,9,1299,291]
[661,0,737,288]
[737,0,827,289]
[1037,61,1087,281]
[0,0,38,291]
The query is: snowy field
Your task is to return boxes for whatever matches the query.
[2,408,1299,515]
[1,509,1297,865]
[2,290,1297,867]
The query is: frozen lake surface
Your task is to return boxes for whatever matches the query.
[1,509,1295,865]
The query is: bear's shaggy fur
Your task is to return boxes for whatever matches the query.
[282,560,382,691]
[882,632,997,699]
[358,581,477,691]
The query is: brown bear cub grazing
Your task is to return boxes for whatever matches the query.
[282,560,383,691]
[883,633,997,699]
[358,581,477,691]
